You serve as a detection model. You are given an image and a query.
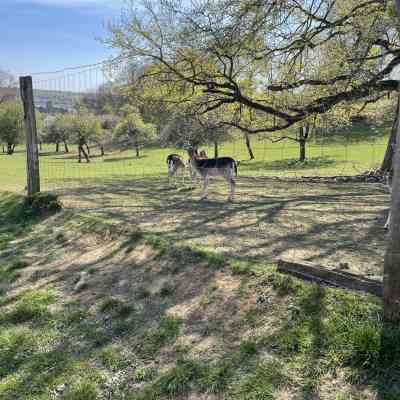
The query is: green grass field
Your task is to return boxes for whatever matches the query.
[0,123,390,192]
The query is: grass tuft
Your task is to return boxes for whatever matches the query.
[230,359,286,400]
[23,192,62,218]
[6,288,56,323]
[133,367,157,383]
[62,380,99,400]
[142,315,183,355]
[99,345,129,371]
[155,358,202,396]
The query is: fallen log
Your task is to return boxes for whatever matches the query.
[277,258,382,297]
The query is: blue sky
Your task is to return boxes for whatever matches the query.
[0,0,125,77]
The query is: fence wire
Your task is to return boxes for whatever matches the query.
[0,62,391,283]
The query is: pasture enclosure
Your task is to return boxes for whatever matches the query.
[0,142,390,283]
[0,64,392,287]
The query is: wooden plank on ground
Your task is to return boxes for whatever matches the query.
[277,258,383,297]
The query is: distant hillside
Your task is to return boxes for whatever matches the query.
[0,86,94,113]
[0,87,18,102]
[33,89,91,113]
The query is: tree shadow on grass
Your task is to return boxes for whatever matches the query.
[0,199,248,399]
[240,156,336,172]
[267,281,400,399]
[39,151,68,157]
[103,155,148,162]
[50,175,389,280]
[0,186,397,399]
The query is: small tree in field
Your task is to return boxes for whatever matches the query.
[70,113,102,163]
[113,106,155,158]
[97,115,119,156]
[43,114,72,153]
[0,101,23,155]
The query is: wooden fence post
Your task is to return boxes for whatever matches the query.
[20,76,40,195]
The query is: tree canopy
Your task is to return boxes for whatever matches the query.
[107,0,400,135]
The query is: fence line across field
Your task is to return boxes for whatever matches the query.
[0,59,393,283]
[10,61,389,197]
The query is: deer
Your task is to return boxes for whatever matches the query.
[166,154,187,185]
[187,148,238,201]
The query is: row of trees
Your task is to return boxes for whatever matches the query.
[0,98,157,162]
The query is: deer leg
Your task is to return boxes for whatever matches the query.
[182,166,187,186]
[385,210,391,230]
[201,176,209,199]
[223,170,236,201]
[168,170,175,187]
[228,178,236,201]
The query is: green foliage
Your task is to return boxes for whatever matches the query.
[71,112,103,143]
[0,327,36,378]
[107,0,396,139]
[44,112,104,146]
[114,105,156,152]
[133,367,157,383]
[42,113,72,145]
[0,259,30,285]
[153,358,202,397]
[0,101,23,151]
[99,345,129,371]
[23,192,62,217]
[142,315,183,355]
[271,274,297,296]
[239,339,258,357]
[199,359,235,394]
[6,289,56,324]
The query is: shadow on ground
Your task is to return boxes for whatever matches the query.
[0,190,398,399]
[53,175,389,280]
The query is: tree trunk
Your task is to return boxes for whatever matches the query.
[55,142,59,153]
[384,90,400,322]
[245,133,255,160]
[78,137,90,163]
[382,1,400,321]
[7,142,14,155]
[298,125,310,162]
[64,141,69,153]
[39,141,42,151]
[2,144,5,153]
[381,97,400,173]
[100,145,105,156]
[299,139,306,162]
[78,145,90,163]
[135,141,140,158]
[214,141,219,158]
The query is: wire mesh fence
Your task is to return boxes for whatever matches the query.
[0,61,391,284]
